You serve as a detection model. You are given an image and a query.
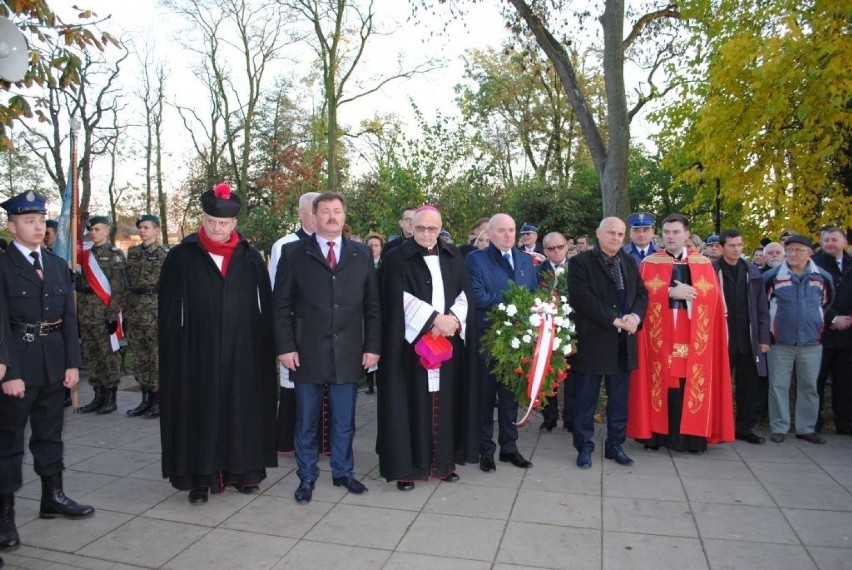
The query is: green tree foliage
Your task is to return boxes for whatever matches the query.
[457,44,603,187]
[0,1,119,148]
[656,0,852,239]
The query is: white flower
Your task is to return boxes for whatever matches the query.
[555,267,565,276]
[553,316,564,328]
[506,304,518,317]
[529,314,542,327]
[522,334,532,344]
[510,337,521,349]
[552,337,562,349]
[526,329,533,336]
[496,330,501,335]
[560,296,568,304]
[563,343,573,356]
[533,297,542,306]
[562,303,573,314]
[504,321,512,327]
[498,303,506,312]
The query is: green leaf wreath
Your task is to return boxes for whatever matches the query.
[480,280,577,410]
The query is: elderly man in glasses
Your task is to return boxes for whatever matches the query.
[537,232,575,433]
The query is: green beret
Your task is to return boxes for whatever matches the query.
[136,214,161,228]
[46,219,59,230]
[87,215,112,230]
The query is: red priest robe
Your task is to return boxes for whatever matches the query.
[627,251,735,443]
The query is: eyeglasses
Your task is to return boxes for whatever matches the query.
[414,225,441,234]
[545,244,567,252]
[785,247,811,254]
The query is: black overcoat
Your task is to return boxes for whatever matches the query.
[376,239,480,481]
[158,233,277,488]
[273,235,381,384]
[0,245,79,386]
[567,248,648,374]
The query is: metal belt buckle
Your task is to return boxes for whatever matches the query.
[37,322,49,336]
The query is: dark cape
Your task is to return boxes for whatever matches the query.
[158,232,278,492]
[376,239,480,481]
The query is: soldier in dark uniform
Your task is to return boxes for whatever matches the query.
[76,216,127,415]
[125,214,168,419]
[0,191,94,554]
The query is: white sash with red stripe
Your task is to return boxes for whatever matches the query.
[81,249,124,351]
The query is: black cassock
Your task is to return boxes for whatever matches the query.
[158,233,278,492]
[377,239,480,481]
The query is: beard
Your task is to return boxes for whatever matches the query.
[766,258,783,268]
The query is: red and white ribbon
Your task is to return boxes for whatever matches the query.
[516,312,555,426]
[81,250,123,352]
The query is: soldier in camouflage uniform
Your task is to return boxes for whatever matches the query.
[125,214,168,418]
[77,216,127,415]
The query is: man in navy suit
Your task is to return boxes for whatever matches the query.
[0,191,94,553]
[466,214,537,472]
[274,193,381,503]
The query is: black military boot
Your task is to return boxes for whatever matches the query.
[144,391,160,419]
[39,473,95,520]
[96,388,118,415]
[0,494,19,550]
[126,388,151,417]
[77,386,104,413]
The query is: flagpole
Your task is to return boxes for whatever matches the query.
[70,119,80,410]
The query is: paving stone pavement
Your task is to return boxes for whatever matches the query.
[3,377,852,569]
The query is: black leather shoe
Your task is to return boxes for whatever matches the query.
[736,432,766,445]
[441,472,460,483]
[479,454,496,472]
[230,482,260,494]
[294,480,314,503]
[643,444,659,451]
[576,449,592,469]
[96,388,118,415]
[77,387,104,414]
[540,420,556,432]
[0,495,19,550]
[396,481,415,491]
[39,474,95,519]
[126,389,151,417]
[795,433,826,444]
[499,452,532,468]
[604,446,634,466]
[188,487,209,505]
[332,475,368,494]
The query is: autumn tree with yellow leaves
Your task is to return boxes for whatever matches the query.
[656,0,851,241]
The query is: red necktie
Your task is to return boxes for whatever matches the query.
[327,241,337,270]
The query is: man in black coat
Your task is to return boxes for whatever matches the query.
[813,226,852,434]
[274,193,381,504]
[159,184,278,505]
[376,206,479,491]
[567,217,648,469]
[0,191,93,552]
[713,230,770,444]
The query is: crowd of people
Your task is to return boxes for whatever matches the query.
[0,186,849,563]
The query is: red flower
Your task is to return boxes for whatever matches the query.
[522,357,532,365]
[514,367,524,375]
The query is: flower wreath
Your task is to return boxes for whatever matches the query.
[480,280,577,425]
